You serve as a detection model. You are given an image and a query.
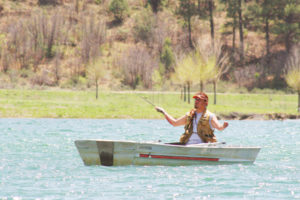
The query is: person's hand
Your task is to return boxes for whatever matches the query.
[155,106,165,114]
[223,122,229,129]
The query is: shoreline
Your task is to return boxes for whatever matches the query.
[0,113,299,120]
[219,112,300,120]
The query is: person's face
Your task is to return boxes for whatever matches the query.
[194,97,208,109]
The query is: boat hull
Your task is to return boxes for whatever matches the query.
[75,140,261,166]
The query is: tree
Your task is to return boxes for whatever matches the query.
[284,48,300,112]
[177,0,197,49]
[75,0,79,13]
[220,0,239,54]
[148,0,162,13]
[46,13,60,59]
[38,0,59,5]
[196,0,215,48]
[152,69,163,90]
[80,15,106,74]
[209,44,230,105]
[133,9,155,45]
[208,0,215,49]
[172,53,197,104]
[237,0,244,62]
[109,0,129,23]
[160,38,175,79]
[172,50,214,103]
[87,58,106,99]
[193,51,215,92]
[221,0,246,62]
[246,0,277,57]
[117,45,157,89]
[193,49,216,94]
[273,0,300,53]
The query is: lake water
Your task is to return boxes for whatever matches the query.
[0,119,299,199]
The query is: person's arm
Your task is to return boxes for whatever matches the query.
[211,115,229,131]
[155,106,187,127]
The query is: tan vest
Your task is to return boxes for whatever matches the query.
[179,109,217,144]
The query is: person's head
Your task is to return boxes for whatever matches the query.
[193,92,208,109]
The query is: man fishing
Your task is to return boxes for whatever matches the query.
[155,92,228,145]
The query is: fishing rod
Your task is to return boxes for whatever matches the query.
[139,96,164,114]
[140,96,156,107]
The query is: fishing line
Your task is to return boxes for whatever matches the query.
[140,96,156,107]
[139,96,164,114]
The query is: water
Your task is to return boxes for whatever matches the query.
[0,119,299,199]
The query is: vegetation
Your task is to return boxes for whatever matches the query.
[177,0,197,48]
[285,48,300,112]
[160,38,175,79]
[87,58,107,99]
[109,0,128,23]
[0,89,298,118]
[0,0,299,113]
[198,40,230,105]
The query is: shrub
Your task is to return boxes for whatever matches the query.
[115,28,129,41]
[109,0,128,23]
[147,0,162,13]
[38,0,59,5]
[133,9,155,45]
[116,45,158,89]
[160,38,175,78]
[20,69,34,78]
[80,15,106,65]
[95,0,101,4]
[30,69,54,86]
[8,69,19,84]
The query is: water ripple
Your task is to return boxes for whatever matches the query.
[0,119,299,199]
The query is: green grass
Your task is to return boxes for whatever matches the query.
[0,89,298,118]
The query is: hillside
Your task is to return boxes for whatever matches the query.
[0,0,299,92]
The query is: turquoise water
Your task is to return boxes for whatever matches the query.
[0,119,299,199]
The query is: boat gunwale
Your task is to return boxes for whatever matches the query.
[75,139,261,150]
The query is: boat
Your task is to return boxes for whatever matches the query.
[75,139,261,166]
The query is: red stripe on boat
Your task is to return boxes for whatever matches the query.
[139,154,219,161]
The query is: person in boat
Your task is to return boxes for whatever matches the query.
[155,92,228,145]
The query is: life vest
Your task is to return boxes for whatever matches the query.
[179,109,217,144]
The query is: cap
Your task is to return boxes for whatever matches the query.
[193,92,208,101]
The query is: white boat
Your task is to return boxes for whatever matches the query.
[75,139,261,166]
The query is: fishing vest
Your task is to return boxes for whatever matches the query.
[179,109,217,144]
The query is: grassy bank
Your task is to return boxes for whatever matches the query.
[0,89,298,119]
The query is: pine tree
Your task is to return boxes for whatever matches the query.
[148,0,162,13]
[273,0,300,52]
[38,0,59,5]
[178,0,197,49]
[160,38,175,79]
[220,0,239,54]
[208,0,215,49]
[109,0,129,23]
[197,0,216,49]
[222,0,247,63]
[237,0,244,62]
[247,0,272,57]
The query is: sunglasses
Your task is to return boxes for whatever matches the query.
[195,98,207,102]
